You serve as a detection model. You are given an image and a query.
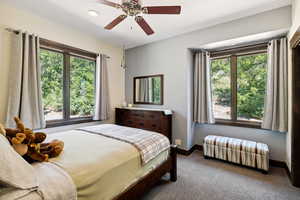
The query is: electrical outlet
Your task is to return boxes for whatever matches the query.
[175,139,182,146]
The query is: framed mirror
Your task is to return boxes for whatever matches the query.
[134,74,163,105]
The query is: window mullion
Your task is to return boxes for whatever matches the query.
[63,53,71,120]
[231,55,237,121]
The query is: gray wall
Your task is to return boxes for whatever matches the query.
[125,6,291,161]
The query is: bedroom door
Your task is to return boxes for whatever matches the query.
[292,34,300,187]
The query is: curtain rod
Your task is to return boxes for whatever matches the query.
[198,36,287,54]
[5,27,110,59]
[5,27,21,34]
[209,42,268,55]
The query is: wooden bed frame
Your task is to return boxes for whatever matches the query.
[115,108,177,200]
[114,145,177,200]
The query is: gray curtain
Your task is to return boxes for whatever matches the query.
[193,52,215,124]
[262,38,288,132]
[93,54,110,121]
[148,78,153,103]
[138,78,153,102]
[5,32,45,129]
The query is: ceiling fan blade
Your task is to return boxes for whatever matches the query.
[98,0,121,8]
[135,16,154,35]
[143,6,181,14]
[105,15,127,30]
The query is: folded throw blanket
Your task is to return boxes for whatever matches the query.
[78,124,170,165]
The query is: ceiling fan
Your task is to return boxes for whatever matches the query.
[98,0,181,35]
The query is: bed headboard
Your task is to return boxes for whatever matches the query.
[115,108,173,142]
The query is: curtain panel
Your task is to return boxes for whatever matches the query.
[262,38,288,132]
[93,54,110,121]
[5,32,45,129]
[138,78,149,102]
[138,78,153,102]
[193,52,215,124]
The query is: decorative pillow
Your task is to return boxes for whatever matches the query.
[0,134,37,189]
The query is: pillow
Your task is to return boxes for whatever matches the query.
[0,134,37,189]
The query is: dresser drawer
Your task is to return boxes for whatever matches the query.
[144,112,161,120]
[115,108,172,141]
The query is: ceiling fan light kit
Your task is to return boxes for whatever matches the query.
[88,10,99,17]
[98,0,181,35]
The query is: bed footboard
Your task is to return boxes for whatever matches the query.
[170,145,177,182]
[114,145,177,200]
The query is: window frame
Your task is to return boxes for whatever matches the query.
[210,43,268,129]
[40,39,98,128]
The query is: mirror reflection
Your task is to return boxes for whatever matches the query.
[134,75,163,105]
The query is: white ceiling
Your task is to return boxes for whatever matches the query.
[2,0,291,49]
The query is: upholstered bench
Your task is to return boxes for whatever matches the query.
[203,135,269,173]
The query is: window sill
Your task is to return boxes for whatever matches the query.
[46,117,98,128]
[215,119,262,129]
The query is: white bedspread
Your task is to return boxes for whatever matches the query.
[33,162,77,200]
[78,124,170,165]
[0,162,76,200]
[1,124,169,200]
[46,127,169,200]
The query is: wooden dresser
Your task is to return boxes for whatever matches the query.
[115,107,173,141]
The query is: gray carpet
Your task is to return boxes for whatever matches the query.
[141,151,300,200]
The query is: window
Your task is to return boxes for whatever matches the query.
[40,49,64,121]
[70,56,95,118]
[237,54,267,122]
[211,58,231,120]
[211,45,268,128]
[40,40,96,126]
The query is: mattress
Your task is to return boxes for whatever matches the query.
[47,129,169,200]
